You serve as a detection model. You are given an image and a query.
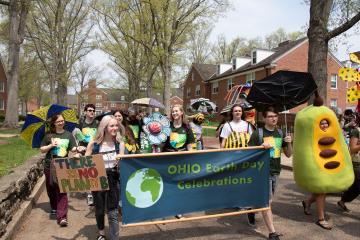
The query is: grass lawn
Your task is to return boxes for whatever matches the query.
[0,128,21,134]
[0,136,39,177]
[202,127,216,137]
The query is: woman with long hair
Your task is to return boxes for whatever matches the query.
[163,105,195,152]
[113,110,138,154]
[220,104,254,148]
[40,114,77,227]
[85,115,125,240]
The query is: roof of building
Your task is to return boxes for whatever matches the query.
[207,37,308,81]
[193,63,218,80]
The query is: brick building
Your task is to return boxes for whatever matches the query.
[183,38,353,116]
[77,80,129,116]
[0,56,7,114]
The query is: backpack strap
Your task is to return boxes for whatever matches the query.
[227,122,234,133]
[277,128,283,139]
[258,128,264,144]
[92,141,120,155]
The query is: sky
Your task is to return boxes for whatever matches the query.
[86,0,360,82]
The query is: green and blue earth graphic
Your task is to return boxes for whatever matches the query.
[125,168,164,208]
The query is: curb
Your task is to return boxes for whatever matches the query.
[1,175,45,240]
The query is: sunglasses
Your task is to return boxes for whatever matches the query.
[87,109,95,112]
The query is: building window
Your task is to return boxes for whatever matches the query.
[95,110,102,115]
[120,96,125,101]
[0,99,3,110]
[212,82,219,94]
[96,95,102,100]
[96,102,102,108]
[0,82,4,92]
[227,78,234,91]
[195,85,200,96]
[246,72,255,85]
[252,51,257,64]
[81,102,86,107]
[330,74,337,89]
[192,71,195,81]
[330,99,337,107]
[83,94,88,100]
[111,103,116,107]
[187,88,191,97]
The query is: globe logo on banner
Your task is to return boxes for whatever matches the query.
[125,168,164,208]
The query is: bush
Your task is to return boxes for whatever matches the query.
[0,114,4,122]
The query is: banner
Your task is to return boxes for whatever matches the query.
[120,148,270,224]
[54,154,109,193]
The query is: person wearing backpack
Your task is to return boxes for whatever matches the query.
[220,104,254,148]
[85,115,125,240]
[247,106,292,240]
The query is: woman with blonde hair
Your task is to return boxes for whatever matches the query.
[85,115,125,240]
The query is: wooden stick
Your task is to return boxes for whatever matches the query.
[117,146,265,159]
[121,207,270,227]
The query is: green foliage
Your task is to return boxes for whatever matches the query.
[0,113,4,122]
[0,136,39,177]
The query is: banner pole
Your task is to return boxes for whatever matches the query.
[121,207,270,227]
[117,146,265,159]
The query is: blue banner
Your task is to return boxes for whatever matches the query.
[120,148,270,224]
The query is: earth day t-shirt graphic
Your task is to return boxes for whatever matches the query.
[50,138,70,157]
[82,127,97,143]
[263,136,282,158]
[125,168,163,208]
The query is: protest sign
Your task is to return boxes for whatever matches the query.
[53,154,109,193]
[120,148,270,224]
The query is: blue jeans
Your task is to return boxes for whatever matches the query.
[269,175,279,200]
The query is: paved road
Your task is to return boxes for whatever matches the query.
[14,169,360,240]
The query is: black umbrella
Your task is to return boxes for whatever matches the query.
[95,111,113,121]
[247,70,318,131]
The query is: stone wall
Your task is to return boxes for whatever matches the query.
[0,154,43,238]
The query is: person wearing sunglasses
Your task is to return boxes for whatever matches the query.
[74,103,99,206]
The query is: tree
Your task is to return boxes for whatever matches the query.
[26,0,95,104]
[212,35,247,63]
[264,28,305,50]
[95,0,159,101]
[307,0,360,103]
[0,0,30,128]
[187,25,213,64]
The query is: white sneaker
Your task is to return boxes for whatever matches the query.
[87,193,94,206]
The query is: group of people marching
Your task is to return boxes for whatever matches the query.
[39,103,359,240]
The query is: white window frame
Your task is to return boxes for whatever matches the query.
[246,72,255,85]
[252,51,257,64]
[120,96,125,101]
[111,102,116,107]
[192,71,195,81]
[96,102,102,108]
[232,58,236,70]
[96,94,102,100]
[195,85,200,96]
[0,99,4,110]
[83,94,88,100]
[81,102,86,107]
[330,74,337,89]
[330,99,337,108]
[212,82,219,94]
[95,110,102,115]
[227,78,234,91]
[0,81,4,92]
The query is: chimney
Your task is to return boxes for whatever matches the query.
[88,79,96,88]
[278,40,290,47]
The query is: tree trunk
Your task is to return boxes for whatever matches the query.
[3,0,21,128]
[307,0,332,105]
[162,54,171,116]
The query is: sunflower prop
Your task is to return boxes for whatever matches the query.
[142,112,171,153]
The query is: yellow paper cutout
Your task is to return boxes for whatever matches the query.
[338,67,360,82]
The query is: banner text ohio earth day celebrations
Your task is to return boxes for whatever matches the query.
[120,148,270,224]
